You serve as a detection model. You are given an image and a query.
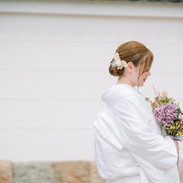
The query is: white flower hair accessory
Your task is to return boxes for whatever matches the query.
[111,52,128,70]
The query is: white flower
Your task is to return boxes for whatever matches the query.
[111,52,128,70]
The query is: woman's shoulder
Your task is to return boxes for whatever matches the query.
[114,86,142,104]
[113,89,148,112]
[114,94,142,110]
[101,84,139,107]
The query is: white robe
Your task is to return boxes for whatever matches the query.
[93,84,180,183]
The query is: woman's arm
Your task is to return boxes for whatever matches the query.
[174,140,179,154]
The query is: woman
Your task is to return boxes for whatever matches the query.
[93,41,180,183]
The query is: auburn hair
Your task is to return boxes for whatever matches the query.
[109,41,153,78]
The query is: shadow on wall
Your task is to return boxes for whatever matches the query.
[0,160,182,183]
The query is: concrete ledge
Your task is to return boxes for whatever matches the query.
[13,162,55,183]
[0,160,12,183]
[0,159,182,183]
[90,161,105,183]
[53,161,90,183]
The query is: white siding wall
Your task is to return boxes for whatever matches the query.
[0,0,183,161]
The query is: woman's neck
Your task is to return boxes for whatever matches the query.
[117,78,134,87]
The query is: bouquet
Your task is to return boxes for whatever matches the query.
[146,90,183,141]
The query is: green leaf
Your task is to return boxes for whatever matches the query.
[177,108,180,118]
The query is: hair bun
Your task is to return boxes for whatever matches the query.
[109,60,124,77]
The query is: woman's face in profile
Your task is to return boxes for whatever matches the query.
[138,70,151,86]
[133,65,151,87]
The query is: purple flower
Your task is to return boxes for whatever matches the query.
[154,102,178,127]
[178,113,183,125]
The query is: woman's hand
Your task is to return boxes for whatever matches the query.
[173,140,179,154]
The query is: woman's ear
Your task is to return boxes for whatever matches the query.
[126,62,134,73]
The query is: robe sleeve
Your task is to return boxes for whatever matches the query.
[93,110,124,151]
[112,96,178,170]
